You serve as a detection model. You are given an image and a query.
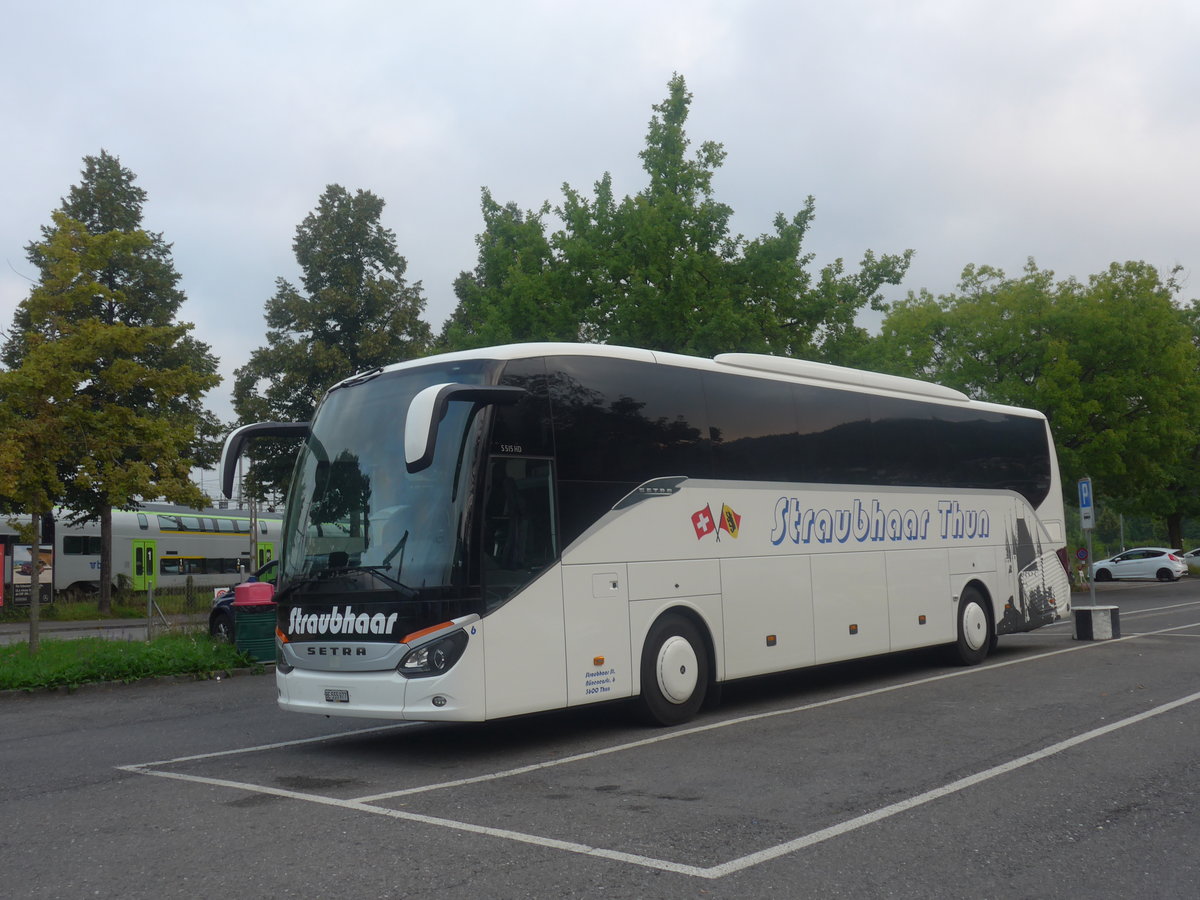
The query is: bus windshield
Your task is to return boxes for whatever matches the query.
[280,361,493,595]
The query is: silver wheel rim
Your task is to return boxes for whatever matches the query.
[657,635,699,704]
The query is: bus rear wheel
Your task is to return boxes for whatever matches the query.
[638,613,709,726]
[951,586,992,666]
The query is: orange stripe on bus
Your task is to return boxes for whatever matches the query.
[402,621,455,644]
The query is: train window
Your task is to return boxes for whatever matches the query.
[63,536,102,555]
[159,557,182,576]
[137,513,149,531]
[158,516,181,531]
[178,517,202,531]
[232,520,249,533]
[260,521,268,534]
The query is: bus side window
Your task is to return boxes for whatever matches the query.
[482,457,557,610]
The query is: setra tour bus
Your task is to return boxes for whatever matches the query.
[221,343,1071,726]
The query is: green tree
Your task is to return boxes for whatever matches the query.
[442,74,913,359]
[234,185,432,498]
[1155,295,1200,548]
[869,259,1200,525]
[0,354,73,652]
[440,190,562,348]
[3,205,221,613]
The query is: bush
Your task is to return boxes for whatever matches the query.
[0,633,259,691]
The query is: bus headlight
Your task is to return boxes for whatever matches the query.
[398,630,469,677]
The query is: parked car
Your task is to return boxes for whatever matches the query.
[209,559,279,641]
[1179,548,1200,576]
[1090,548,1186,582]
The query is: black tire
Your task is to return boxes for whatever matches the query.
[1156,568,1177,582]
[1094,568,1112,582]
[951,586,992,666]
[637,613,709,726]
[210,610,235,643]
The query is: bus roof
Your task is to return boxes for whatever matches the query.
[347,342,1042,420]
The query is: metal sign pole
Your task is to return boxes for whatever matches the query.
[1086,529,1096,608]
[1079,477,1096,608]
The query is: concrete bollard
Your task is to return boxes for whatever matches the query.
[1073,605,1121,641]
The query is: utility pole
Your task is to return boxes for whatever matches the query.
[27,512,41,654]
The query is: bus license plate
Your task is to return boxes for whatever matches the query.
[324,689,350,703]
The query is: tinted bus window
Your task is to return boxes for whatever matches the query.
[791,383,874,484]
[546,356,711,483]
[705,372,802,481]
[494,358,554,457]
[870,395,1051,504]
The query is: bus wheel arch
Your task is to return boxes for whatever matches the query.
[952,582,994,666]
[637,609,713,726]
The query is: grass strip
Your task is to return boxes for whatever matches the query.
[1,633,259,691]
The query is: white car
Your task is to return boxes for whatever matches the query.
[1090,547,1186,582]
[1181,548,1200,576]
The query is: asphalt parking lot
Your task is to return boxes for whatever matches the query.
[3,580,1199,899]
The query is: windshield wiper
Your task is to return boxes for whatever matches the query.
[276,563,419,602]
[383,530,408,569]
[320,561,419,598]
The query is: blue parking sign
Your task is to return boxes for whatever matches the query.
[1078,477,1095,530]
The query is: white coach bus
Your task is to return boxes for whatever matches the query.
[222,343,1071,726]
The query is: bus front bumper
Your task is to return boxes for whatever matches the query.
[276,656,485,722]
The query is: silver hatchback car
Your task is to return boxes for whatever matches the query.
[1090,547,1187,582]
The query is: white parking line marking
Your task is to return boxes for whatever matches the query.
[704,687,1200,878]
[116,766,711,877]
[121,722,416,769]
[351,620,1200,803]
[118,619,1200,879]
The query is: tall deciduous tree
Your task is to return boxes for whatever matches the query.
[440,191,562,349]
[442,74,913,360]
[234,185,432,498]
[2,150,221,613]
[869,259,1200,528]
[0,359,71,653]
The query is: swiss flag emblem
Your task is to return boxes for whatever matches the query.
[691,504,716,540]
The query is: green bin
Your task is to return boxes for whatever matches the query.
[233,582,277,663]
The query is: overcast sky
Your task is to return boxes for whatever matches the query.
[4,0,1198,426]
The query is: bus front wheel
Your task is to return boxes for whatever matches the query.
[638,613,709,726]
[952,586,992,666]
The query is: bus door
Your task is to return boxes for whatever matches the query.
[257,542,274,568]
[132,539,157,591]
[481,457,558,609]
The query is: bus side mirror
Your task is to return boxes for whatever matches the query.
[220,421,311,499]
[405,384,526,473]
